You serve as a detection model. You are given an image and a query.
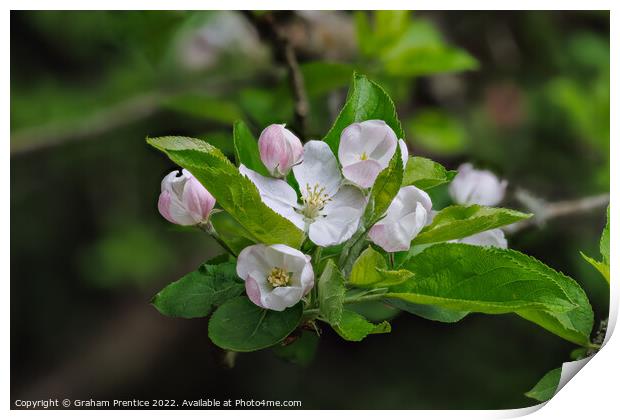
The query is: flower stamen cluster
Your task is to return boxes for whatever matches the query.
[267,267,291,288]
[301,183,330,219]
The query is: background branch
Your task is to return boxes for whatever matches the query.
[244,12,310,138]
[505,189,610,234]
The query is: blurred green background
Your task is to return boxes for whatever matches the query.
[11,10,609,409]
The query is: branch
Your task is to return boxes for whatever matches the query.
[505,189,609,234]
[244,12,309,138]
[11,93,162,156]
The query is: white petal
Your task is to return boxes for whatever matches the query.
[308,186,366,246]
[399,139,409,168]
[342,159,383,189]
[294,140,342,198]
[262,285,304,311]
[338,120,397,167]
[449,163,507,206]
[239,164,305,230]
[236,244,272,280]
[459,229,508,248]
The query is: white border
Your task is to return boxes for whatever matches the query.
[4,2,617,419]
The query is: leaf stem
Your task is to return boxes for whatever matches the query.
[198,222,238,257]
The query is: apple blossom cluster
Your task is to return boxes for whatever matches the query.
[157,120,508,311]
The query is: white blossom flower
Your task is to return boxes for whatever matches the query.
[449,163,507,206]
[258,124,303,178]
[368,186,432,252]
[240,140,366,247]
[158,169,216,226]
[455,229,508,249]
[338,120,407,188]
[237,243,314,311]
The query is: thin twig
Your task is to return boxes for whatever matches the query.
[505,189,609,234]
[244,12,309,138]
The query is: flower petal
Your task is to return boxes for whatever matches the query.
[458,229,508,248]
[239,164,305,230]
[308,186,366,246]
[342,159,383,189]
[293,140,342,198]
[399,139,409,168]
[449,163,507,206]
[338,120,398,167]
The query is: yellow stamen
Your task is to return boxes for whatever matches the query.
[267,267,291,288]
[360,152,368,161]
[301,183,330,219]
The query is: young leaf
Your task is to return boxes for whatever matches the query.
[273,330,319,367]
[233,120,269,176]
[388,243,587,316]
[333,310,391,342]
[364,146,403,225]
[581,252,610,284]
[386,299,469,323]
[412,205,531,245]
[525,368,561,402]
[580,205,610,284]
[147,136,305,248]
[152,262,244,318]
[402,156,456,190]
[323,73,404,156]
[208,296,303,352]
[350,246,412,288]
[318,260,346,325]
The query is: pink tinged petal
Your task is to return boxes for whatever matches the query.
[338,120,398,168]
[245,275,265,308]
[182,177,216,223]
[258,124,303,177]
[157,191,175,224]
[369,186,431,252]
[342,159,383,189]
[239,165,305,230]
[293,140,342,198]
[459,229,508,248]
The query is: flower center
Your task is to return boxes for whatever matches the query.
[267,267,291,288]
[301,183,330,219]
[360,151,368,161]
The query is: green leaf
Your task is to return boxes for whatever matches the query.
[163,94,243,124]
[273,331,319,366]
[147,136,305,248]
[208,296,303,352]
[232,120,269,176]
[209,211,254,256]
[581,252,610,284]
[318,260,346,325]
[402,156,457,190]
[386,299,469,323]
[525,368,561,402]
[412,205,531,245]
[350,246,413,288]
[579,206,610,284]
[152,262,244,318]
[407,110,468,155]
[333,310,391,341]
[388,243,585,315]
[364,146,403,224]
[323,73,404,157]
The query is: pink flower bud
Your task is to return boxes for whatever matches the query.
[258,124,303,177]
[157,169,216,226]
